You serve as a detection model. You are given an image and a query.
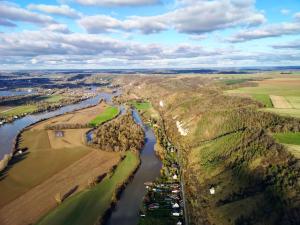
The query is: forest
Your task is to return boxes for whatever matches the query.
[90,111,144,152]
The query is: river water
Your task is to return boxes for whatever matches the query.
[105,109,162,225]
[0,90,162,225]
[0,92,115,160]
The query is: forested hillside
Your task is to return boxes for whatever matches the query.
[116,74,300,225]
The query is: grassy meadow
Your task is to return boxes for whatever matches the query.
[36,151,139,225]
[89,106,119,126]
[0,104,37,117]
[273,132,300,159]
[227,77,300,118]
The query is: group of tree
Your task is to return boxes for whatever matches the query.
[90,111,144,152]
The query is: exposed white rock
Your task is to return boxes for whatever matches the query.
[176,121,189,136]
[159,100,164,108]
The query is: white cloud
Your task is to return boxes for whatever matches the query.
[27,4,81,19]
[280,9,290,15]
[228,21,300,42]
[294,12,300,20]
[74,0,161,7]
[272,39,300,49]
[78,14,167,34]
[167,0,265,34]
[43,24,71,33]
[79,0,265,35]
[0,2,55,27]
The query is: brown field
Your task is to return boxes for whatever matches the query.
[0,102,120,225]
[33,102,106,129]
[0,150,120,225]
[270,95,292,109]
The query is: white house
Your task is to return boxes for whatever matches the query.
[172,203,180,208]
[209,187,215,195]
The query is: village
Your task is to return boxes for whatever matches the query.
[138,119,186,225]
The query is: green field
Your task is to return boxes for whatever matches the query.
[273,132,300,145]
[130,101,152,110]
[273,132,300,159]
[89,106,119,126]
[36,151,139,225]
[251,94,273,107]
[227,78,300,118]
[0,104,37,117]
[44,95,64,103]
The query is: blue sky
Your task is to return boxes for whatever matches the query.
[0,0,300,69]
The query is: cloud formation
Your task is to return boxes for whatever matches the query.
[0,2,55,27]
[27,4,81,19]
[228,21,300,42]
[74,0,161,7]
[78,0,264,35]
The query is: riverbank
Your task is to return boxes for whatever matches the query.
[36,151,140,225]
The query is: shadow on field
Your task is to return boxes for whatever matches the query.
[0,149,29,181]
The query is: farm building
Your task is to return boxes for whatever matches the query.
[55,130,64,137]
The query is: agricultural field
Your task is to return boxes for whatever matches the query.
[36,151,139,225]
[0,94,69,119]
[89,106,119,127]
[273,132,300,159]
[0,102,121,225]
[227,77,300,118]
[44,95,64,103]
[0,104,37,117]
[129,100,159,119]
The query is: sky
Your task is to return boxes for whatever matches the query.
[0,0,300,69]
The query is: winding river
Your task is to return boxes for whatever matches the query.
[105,109,162,225]
[0,90,162,225]
[0,92,115,160]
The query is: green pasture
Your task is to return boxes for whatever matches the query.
[36,151,139,225]
[89,106,119,127]
[0,105,37,117]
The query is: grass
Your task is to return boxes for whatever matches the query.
[251,94,273,108]
[36,151,139,225]
[227,77,300,118]
[273,132,300,145]
[273,132,300,159]
[89,106,119,127]
[130,101,152,110]
[262,108,300,118]
[44,95,64,103]
[0,104,37,117]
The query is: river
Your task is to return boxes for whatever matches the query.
[0,92,115,160]
[0,90,162,225]
[105,109,162,225]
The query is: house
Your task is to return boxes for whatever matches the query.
[55,130,64,137]
[177,221,183,225]
[173,174,178,180]
[172,203,180,209]
[172,212,180,217]
[209,187,215,195]
[172,189,180,193]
